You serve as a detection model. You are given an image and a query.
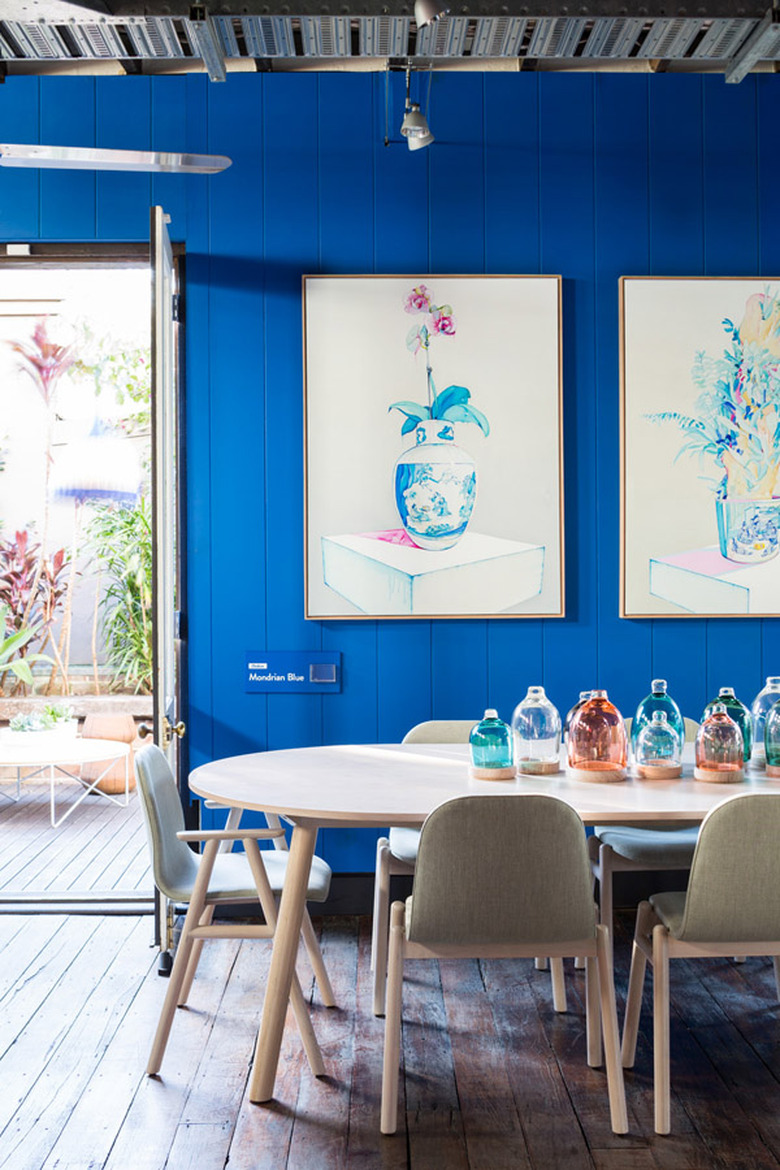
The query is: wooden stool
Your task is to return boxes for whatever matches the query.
[80,713,137,794]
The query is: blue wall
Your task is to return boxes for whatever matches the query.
[2,71,779,870]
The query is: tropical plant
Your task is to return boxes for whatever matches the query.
[71,321,152,439]
[647,287,780,500]
[0,604,52,693]
[6,320,76,652]
[84,498,153,694]
[389,283,489,437]
[0,531,68,691]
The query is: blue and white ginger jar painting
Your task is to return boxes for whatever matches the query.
[394,420,477,550]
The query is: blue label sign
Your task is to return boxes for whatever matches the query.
[246,651,341,693]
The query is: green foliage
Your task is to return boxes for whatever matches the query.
[71,320,152,436]
[389,384,490,437]
[85,498,153,695]
[0,603,53,692]
[9,703,73,732]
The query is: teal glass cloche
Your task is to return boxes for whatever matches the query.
[469,709,516,780]
[631,679,684,756]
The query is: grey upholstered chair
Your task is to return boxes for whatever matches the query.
[589,718,701,937]
[371,720,567,1016]
[621,792,780,1134]
[135,744,333,1077]
[380,793,628,1135]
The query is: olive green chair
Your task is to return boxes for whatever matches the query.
[371,720,567,1016]
[380,794,628,1135]
[621,792,780,1134]
[135,744,333,1077]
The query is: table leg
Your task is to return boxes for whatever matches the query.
[248,820,319,1103]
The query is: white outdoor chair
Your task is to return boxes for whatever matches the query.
[371,719,567,1016]
[380,793,628,1135]
[589,718,701,938]
[135,744,334,1077]
[621,792,780,1133]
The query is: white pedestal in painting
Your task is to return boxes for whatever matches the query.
[322,530,545,616]
[649,546,780,615]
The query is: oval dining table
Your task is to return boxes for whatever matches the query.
[189,741,780,1104]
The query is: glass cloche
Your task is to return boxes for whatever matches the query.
[631,679,684,757]
[564,691,592,743]
[634,711,682,779]
[567,690,627,783]
[511,686,562,775]
[765,698,780,778]
[694,703,744,783]
[469,709,516,780]
[703,687,752,761]
[751,677,780,768]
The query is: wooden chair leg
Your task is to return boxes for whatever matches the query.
[621,901,651,1069]
[596,924,629,1134]
[178,904,215,1006]
[372,837,392,1016]
[381,901,405,1135]
[585,954,601,1068]
[652,923,671,1135]
[147,839,218,1076]
[574,956,585,970]
[773,956,780,1001]
[535,956,549,970]
[550,958,567,1012]
[244,839,325,1076]
[300,909,336,1007]
[598,843,614,937]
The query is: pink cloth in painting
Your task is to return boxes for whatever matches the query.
[659,548,749,576]
[357,529,419,548]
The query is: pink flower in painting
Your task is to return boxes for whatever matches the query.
[431,311,455,336]
[404,285,432,314]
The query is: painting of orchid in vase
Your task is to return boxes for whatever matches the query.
[622,278,780,618]
[304,275,564,619]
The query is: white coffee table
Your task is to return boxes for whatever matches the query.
[0,735,131,827]
[190,741,780,1104]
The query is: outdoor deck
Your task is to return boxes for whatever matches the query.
[0,911,779,1169]
[0,769,152,908]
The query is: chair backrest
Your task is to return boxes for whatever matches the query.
[676,793,780,942]
[135,743,200,901]
[683,717,700,743]
[407,794,595,946]
[402,720,475,744]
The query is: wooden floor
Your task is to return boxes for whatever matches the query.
[1,910,780,1169]
[0,771,152,901]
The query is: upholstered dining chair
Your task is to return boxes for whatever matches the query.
[621,792,780,1134]
[380,793,628,1135]
[135,744,333,1077]
[371,720,567,1016]
[589,718,701,939]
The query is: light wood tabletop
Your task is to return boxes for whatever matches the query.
[189,741,780,1106]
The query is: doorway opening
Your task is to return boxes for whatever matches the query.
[0,253,157,911]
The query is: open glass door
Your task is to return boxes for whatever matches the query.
[150,207,184,966]
[150,207,184,774]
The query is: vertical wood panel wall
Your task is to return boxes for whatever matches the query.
[1,71,778,870]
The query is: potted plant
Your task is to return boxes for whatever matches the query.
[650,287,780,563]
[389,284,490,551]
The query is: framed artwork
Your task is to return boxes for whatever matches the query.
[304,275,564,619]
[622,276,780,617]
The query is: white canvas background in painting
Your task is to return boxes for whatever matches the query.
[305,275,562,618]
[622,277,780,616]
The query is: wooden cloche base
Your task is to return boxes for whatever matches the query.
[516,758,561,776]
[468,764,517,781]
[568,765,626,784]
[693,765,744,784]
[635,762,682,780]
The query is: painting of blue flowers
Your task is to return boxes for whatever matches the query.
[622,277,780,617]
[304,275,564,619]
